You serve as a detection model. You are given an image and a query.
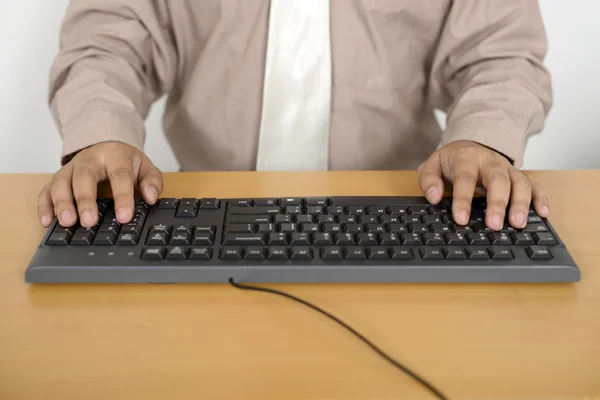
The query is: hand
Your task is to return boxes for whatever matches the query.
[418,140,549,231]
[38,141,163,228]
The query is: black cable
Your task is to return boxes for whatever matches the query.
[228,278,449,400]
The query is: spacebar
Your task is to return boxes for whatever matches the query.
[329,196,434,206]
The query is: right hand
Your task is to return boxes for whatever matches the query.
[38,141,163,228]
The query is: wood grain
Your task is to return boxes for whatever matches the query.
[1,171,599,400]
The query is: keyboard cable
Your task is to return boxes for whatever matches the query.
[228,278,449,400]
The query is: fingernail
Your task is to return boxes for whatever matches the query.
[60,210,73,224]
[146,186,158,202]
[515,211,526,227]
[426,187,439,202]
[41,215,50,227]
[540,206,549,216]
[492,213,503,230]
[81,211,93,226]
[457,210,469,225]
[117,208,129,222]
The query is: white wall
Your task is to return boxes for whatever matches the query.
[0,1,598,173]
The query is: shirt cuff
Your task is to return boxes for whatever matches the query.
[59,110,145,165]
[441,116,527,168]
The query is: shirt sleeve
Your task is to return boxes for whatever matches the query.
[48,0,176,164]
[428,0,553,168]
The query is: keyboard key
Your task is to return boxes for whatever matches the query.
[135,198,149,208]
[174,225,193,234]
[268,233,288,245]
[347,206,365,215]
[228,199,252,207]
[280,198,303,206]
[326,206,344,215]
[99,222,120,234]
[94,233,117,245]
[387,224,408,233]
[257,223,276,233]
[225,224,254,233]
[223,233,265,245]
[150,224,171,234]
[147,232,168,245]
[228,206,281,215]
[401,233,422,245]
[244,247,265,260]
[312,233,333,245]
[409,224,428,233]
[70,232,94,245]
[356,233,378,245]
[391,247,413,259]
[510,232,534,245]
[466,232,489,245]
[429,223,451,233]
[295,215,314,224]
[428,205,448,215]
[220,247,243,260]
[169,233,190,245]
[157,198,178,209]
[254,198,278,206]
[533,232,558,245]
[228,215,272,224]
[335,233,355,245]
[359,215,378,224]
[401,215,421,224]
[268,247,288,260]
[523,223,548,233]
[307,198,329,206]
[490,247,514,259]
[388,206,408,215]
[344,224,363,234]
[47,232,72,246]
[526,245,553,259]
[166,246,188,260]
[176,206,197,218]
[345,247,366,260]
[306,206,323,215]
[194,225,216,234]
[368,247,389,260]
[379,233,400,245]
[337,215,355,224]
[489,232,511,245]
[467,248,490,259]
[367,206,387,215]
[290,233,311,245]
[189,247,212,260]
[423,232,445,245]
[180,198,199,207]
[444,247,467,259]
[121,223,142,234]
[322,223,341,233]
[421,215,442,224]
[275,215,292,223]
[142,247,164,260]
[408,206,428,215]
[321,246,343,260]
[379,215,399,224]
[117,233,139,245]
[317,215,335,224]
[453,225,474,235]
[192,234,214,245]
[420,248,444,260]
[445,233,467,245]
[291,247,313,260]
[366,224,386,233]
[528,215,543,223]
[279,223,297,233]
[285,206,302,215]
[300,223,320,233]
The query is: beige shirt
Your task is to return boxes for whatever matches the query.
[49,0,552,170]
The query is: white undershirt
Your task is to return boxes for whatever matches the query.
[255,0,331,171]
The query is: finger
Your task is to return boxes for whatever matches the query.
[481,165,511,231]
[418,155,445,204]
[531,182,550,218]
[37,183,55,227]
[72,157,102,228]
[50,167,77,227]
[105,157,135,223]
[449,159,479,226]
[507,169,532,228]
[137,157,163,205]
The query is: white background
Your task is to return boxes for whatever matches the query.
[0,1,598,173]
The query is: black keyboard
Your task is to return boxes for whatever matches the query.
[25,196,580,283]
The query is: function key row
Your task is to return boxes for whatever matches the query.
[226,205,447,216]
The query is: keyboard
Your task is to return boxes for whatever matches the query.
[25,196,580,284]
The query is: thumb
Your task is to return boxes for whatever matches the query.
[137,156,163,205]
[418,153,445,204]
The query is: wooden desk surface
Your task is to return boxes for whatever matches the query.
[1,171,599,400]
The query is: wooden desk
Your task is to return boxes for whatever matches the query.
[1,171,599,400]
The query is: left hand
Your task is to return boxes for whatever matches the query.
[418,140,549,231]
